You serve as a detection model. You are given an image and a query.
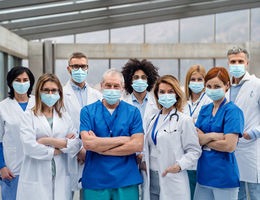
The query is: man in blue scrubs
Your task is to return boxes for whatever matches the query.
[80,69,144,200]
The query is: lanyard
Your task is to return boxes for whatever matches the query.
[102,102,120,137]
[208,98,227,132]
[151,111,170,145]
[188,92,205,117]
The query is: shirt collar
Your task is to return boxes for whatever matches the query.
[70,80,87,91]
[131,92,148,104]
[231,71,250,86]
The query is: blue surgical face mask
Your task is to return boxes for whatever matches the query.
[158,94,177,109]
[205,88,224,101]
[132,79,148,93]
[71,68,87,83]
[103,89,121,105]
[13,81,30,94]
[229,64,245,78]
[188,81,204,94]
[40,93,60,107]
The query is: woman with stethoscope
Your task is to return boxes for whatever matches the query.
[194,67,244,200]
[16,74,81,200]
[183,64,211,199]
[0,66,35,200]
[142,75,201,200]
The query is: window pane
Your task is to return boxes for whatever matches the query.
[180,59,213,86]
[216,10,248,42]
[251,8,260,41]
[22,59,29,67]
[0,52,5,100]
[55,59,70,85]
[111,25,144,43]
[76,30,109,43]
[110,59,128,71]
[180,15,214,43]
[215,59,228,69]
[149,59,178,78]
[145,20,178,43]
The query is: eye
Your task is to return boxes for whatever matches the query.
[238,60,245,64]
[206,85,211,89]
[190,78,196,81]
[230,60,236,64]
[159,90,165,94]
[168,90,175,94]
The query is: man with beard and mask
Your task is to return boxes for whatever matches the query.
[63,52,102,199]
[226,47,260,200]
[80,69,144,200]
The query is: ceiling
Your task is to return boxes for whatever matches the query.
[1,0,260,40]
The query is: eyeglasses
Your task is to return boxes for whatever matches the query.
[132,75,147,80]
[41,88,59,94]
[69,64,88,71]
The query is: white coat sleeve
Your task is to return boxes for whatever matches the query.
[176,116,201,170]
[0,112,4,142]
[60,113,82,157]
[20,111,55,160]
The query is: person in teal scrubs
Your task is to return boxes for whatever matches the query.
[194,67,244,200]
[80,69,144,200]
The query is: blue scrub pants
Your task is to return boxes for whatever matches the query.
[238,181,260,200]
[194,183,238,200]
[0,175,19,200]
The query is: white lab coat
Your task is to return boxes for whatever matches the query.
[0,96,35,175]
[16,109,81,200]
[226,72,260,183]
[123,92,159,130]
[142,109,201,200]
[63,81,102,190]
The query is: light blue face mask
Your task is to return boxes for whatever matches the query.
[103,89,121,105]
[188,81,204,94]
[158,94,177,109]
[40,93,60,107]
[71,68,87,83]
[205,88,224,101]
[132,79,148,93]
[13,81,30,94]
[229,64,245,78]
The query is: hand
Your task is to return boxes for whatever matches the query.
[137,153,143,165]
[54,148,62,155]
[66,133,76,139]
[208,132,224,141]
[77,148,86,165]
[37,137,51,146]
[0,167,15,180]
[162,163,181,177]
[140,161,147,174]
[243,132,251,140]
[87,130,96,136]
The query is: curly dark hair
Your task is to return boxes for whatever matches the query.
[121,58,159,94]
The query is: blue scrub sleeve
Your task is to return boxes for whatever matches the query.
[80,107,92,134]
[0,142,6,169]
[224,107,244,137]
[129,108,144,136]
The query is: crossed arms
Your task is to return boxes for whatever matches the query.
[80,130,144,156]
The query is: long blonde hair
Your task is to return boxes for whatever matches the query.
[33,74,64,117]
[153,75,184,112]
[184,65,206,101]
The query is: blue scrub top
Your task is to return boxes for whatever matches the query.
[195,101,244,188]
[80,100,144,189]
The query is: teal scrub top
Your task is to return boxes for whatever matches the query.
[195,100,244,188]
[80,100,144,189]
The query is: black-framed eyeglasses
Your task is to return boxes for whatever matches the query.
[41,88,59,94]
[69,64,88,71]
[132,75,147,80]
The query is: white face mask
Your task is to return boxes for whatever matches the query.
[229,64,245,78]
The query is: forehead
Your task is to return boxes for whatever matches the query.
[69,57,87,65]
[15,72,29,79]
[43,81,58,88]
[191,71,203,78]
[159,82,173,90]
[134,70,145,75]
[206,77,224,85]
[103,74,122,85]
[228,52,247,61]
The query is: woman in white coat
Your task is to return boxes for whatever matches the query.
[16,74,81,200]
[183,64,211,199]
[142,75,201,200]
[0,66,35,200]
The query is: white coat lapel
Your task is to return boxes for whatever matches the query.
[233,72,251,104]
[64,81,81,113]
[39,113,52,137]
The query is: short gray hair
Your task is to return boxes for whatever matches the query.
[102,68,125,86]
[227,47,249,60]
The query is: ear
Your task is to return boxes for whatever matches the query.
[67,66,71,74]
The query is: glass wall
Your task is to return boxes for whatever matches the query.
[0,52,5,100]
[251,8,260,41]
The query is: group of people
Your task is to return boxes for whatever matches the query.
[0,46,259,200]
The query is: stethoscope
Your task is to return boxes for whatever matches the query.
[151,108,179,145]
